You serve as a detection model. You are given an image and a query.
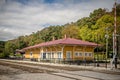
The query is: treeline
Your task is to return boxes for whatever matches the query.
[1,4,120,57]
[0,41,5,52]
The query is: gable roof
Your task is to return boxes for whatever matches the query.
[23,38,98,50]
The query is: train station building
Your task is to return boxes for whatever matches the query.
[23,37,98,63]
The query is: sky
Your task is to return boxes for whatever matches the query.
[0,0,120,41]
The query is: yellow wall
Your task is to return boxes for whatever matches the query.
[24,45,95,61]
[63,46,73,59]
[25,48,40,59]
[24,49,31,58]
[33,48,40,58]
[63,46,94,60]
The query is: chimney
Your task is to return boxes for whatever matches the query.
[64,34,67,39]
[52,36,55,41]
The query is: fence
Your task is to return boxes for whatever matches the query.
[23,58,120,68]
[1,57,120,69]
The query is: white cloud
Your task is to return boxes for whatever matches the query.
[0,0,118,41]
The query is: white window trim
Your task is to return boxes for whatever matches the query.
[57,51,62,59]
[88,53,92,57]
[47,52,51,59]
[74,52,83,57]
[84,52,92,57]
[74,52,79,57]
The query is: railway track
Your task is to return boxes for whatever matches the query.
[0,59,120,80]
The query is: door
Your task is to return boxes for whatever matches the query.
[66,51,72,60]
[43,53,46,59]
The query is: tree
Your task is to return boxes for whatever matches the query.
[76,8,107,29]
[111,3,120,16]
[39,26,63,42]
[90,8,106,18]
[62,24,79,38]
[79,25,92,41]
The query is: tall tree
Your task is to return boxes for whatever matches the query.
[62,24,79,38]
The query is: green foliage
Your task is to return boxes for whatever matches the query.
[79,25,92,41]
[9,53,14,56]
[111,4,120,16]
[90,8,106,18]
[76,17,90,28]
[15,53,22,58]
[90,8,107,26]
[77,8,107,28]
[0,53,5,58]
[0,41,5,54]
[39,26,64,42]
[62,24,79,38]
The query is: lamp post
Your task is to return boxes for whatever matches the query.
[96,34,99,67]
[105,27,109,68]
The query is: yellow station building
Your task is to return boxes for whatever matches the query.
[23,38,98,62]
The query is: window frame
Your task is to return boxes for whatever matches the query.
[79,52,83,56]
[30,52,33,56]
[66,51,72,59]
[74,52,79,57]
[43,52,46,59]
[88,53,92,57]
[57,51,62,59]
[47,52,51,59]
[84,52,92,57]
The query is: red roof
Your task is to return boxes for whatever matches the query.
[23,38,98,50]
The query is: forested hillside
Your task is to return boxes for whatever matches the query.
[0,41,5,52]
[0,41,5,57]
[2,4,120,57]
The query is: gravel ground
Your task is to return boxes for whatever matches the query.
[0,62,74,80]
[0,65,27,80]
[0,59,120,80]
[0,64,74,80]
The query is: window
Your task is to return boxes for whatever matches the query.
[43,53,46,59]
[85,53,88,56]
[79,53,82,56]
[52,53,54,58]
[75,52,79,56]
[57,52,61,59]
[75,52,83,57]
[30,52,32,56]
[89,53,92,57]
[47,53,51,59]
[84,52,92,57]
[66,51,72,59]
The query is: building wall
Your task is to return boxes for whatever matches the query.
[24,49,30,58]
[33,48,40,58]
[24,45,95,61]
[63,46,94,61]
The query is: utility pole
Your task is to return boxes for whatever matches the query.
[111,0,117,69]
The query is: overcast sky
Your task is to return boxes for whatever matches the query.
[0,0,119,41]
